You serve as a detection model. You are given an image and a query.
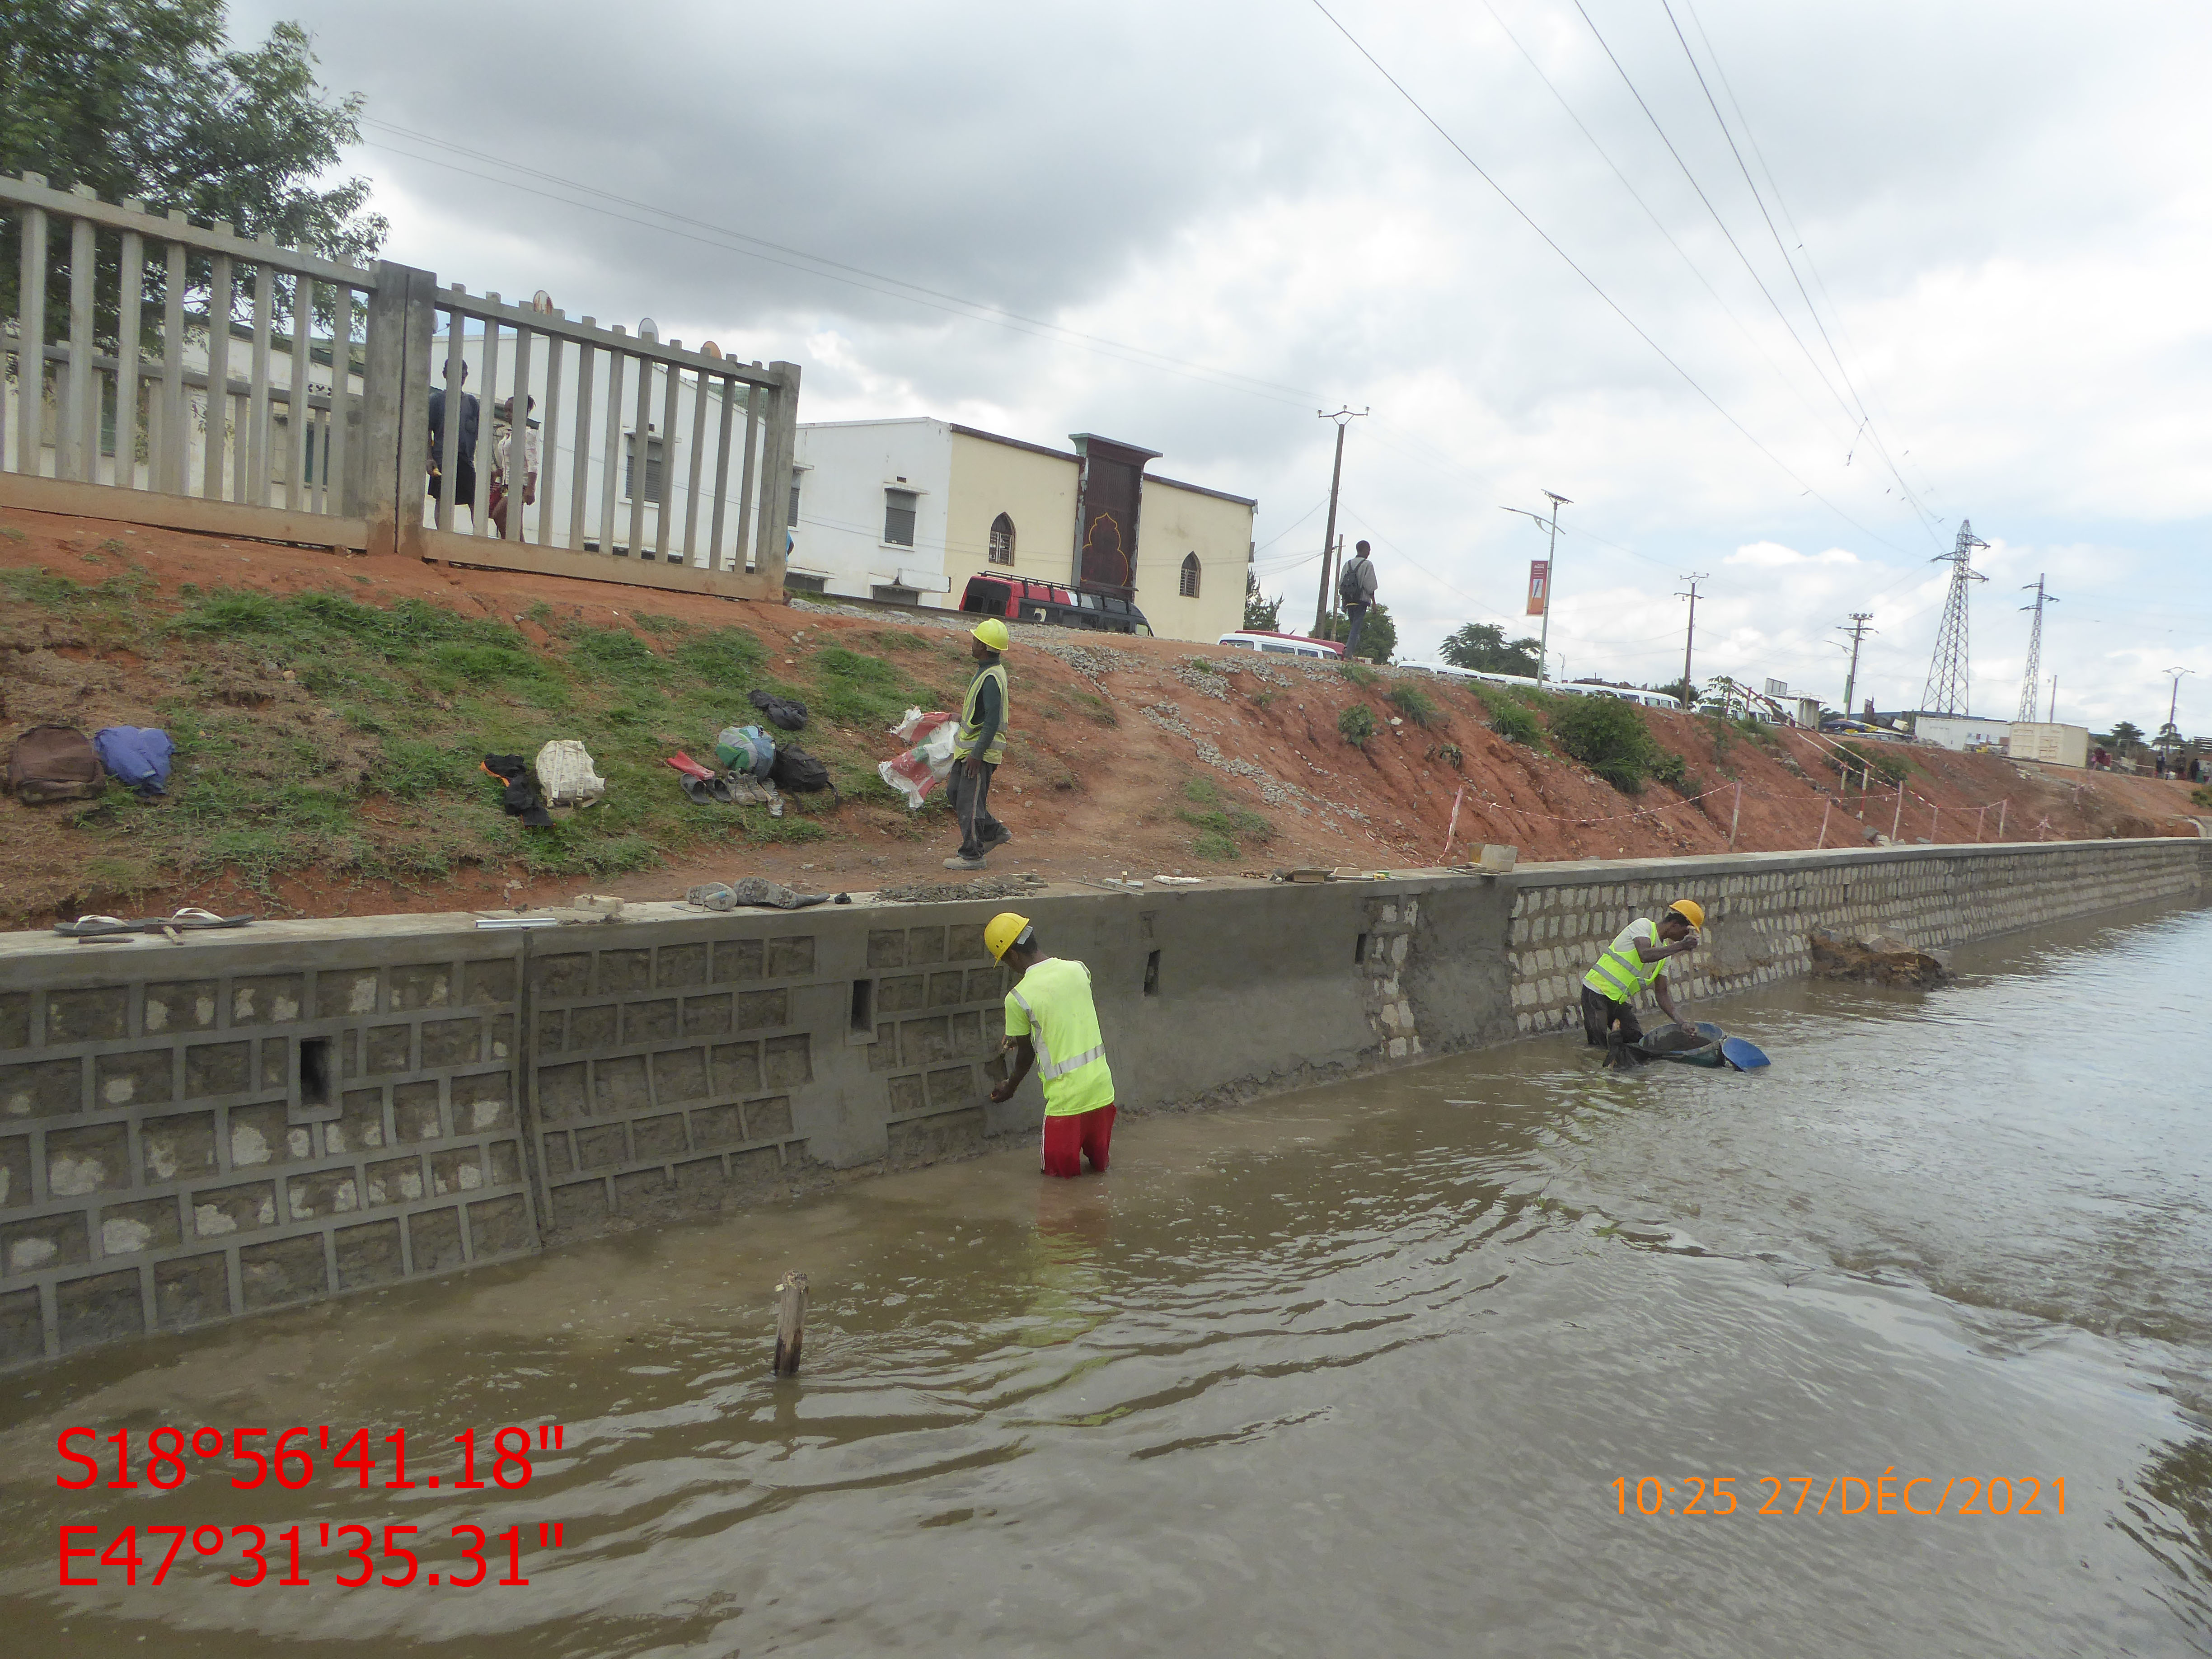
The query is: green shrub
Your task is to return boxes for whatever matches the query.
[1339,661,1379,688]
[1389,684,1442,727]
[1549,696,1676,795]
[2194,784,2212,810]
[1339,705,1377,745]
[1831,740,1910,787]
[1482,694,1546,750]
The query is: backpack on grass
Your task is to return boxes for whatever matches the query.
[7,725,105,804]
[770,745,834,793]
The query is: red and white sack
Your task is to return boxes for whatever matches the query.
[877,708,957,810]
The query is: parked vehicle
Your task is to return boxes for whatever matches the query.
[957,573,1152,635]
[1398,662,1686,709]
[1215,629,1345,660]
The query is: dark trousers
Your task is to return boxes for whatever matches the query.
[430,458,478,524]
[1343,602,1369,656]
[1581,985,1643,1048]
[951,758,1004,859]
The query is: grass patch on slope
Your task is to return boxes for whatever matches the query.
[7,581,971,913]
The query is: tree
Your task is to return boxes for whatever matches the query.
[1242,567,1280,633]
[1317,602,1397,664]
[2104,721,2146,756]
[1654,678,1697,709]
[1438,622,1542,677]
[1,1,385,335]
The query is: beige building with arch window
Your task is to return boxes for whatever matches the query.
[788,417,1253,643]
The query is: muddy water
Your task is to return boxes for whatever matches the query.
[5,901,2209,1657]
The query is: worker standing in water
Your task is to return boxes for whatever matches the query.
[947,617,1013,871]
[1581,899,1704,1055]
[986,913,1117,1177]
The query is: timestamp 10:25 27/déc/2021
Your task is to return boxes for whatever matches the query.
[1613,1474,2063,1518]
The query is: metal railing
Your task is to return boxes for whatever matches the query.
[2,173,798,592]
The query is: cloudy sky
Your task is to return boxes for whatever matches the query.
[237,0,2212,733]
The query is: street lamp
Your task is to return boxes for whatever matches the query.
[1500,492,1571,687]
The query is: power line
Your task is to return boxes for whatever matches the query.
[359,120,1327,412]
[1303,0,1917,558]
[1673,0,1947,521]
[1653,0,1942,541]
[1474,0,1856,456]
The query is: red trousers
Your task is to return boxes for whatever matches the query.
[1040,1104,1115,1177]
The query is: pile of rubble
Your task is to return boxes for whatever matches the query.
[1809,928,1954,987]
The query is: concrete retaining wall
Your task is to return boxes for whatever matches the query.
[2,836,2203,1368]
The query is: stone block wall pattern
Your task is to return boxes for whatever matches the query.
[0,837,2203,1369]
[0,924,536,1368]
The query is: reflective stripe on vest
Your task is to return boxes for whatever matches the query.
[956,661,1009,765]
[1008,961,1113,1116]
[1583,930,1662,1001]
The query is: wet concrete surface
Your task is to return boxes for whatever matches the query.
[4,900,2208,1656]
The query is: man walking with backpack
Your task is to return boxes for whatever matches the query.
[1339,540,1378,657]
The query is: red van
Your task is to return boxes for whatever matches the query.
[956,573,1153,636]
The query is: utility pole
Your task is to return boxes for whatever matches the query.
[1500,492,1571,686]
[2017,576,2058,723]
[1676,573,1709,706]
[1839,612,1875,716]
[1311,407,1367,636]
[2048,675,2057,724]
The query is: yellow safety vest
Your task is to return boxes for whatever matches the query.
[956,661,1009,765]
[1006,958,1114,1116]
[1583,920,1666,1003]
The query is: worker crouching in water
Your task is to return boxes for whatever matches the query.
[946,617,1013,871]
[985,912,1116,1177]
[1581,899,1704,1060]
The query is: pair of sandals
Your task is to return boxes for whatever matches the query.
[56,907,256,944]
[666,751,777,808]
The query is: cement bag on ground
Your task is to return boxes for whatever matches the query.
[877,711,958,811]
[534,740,606,809]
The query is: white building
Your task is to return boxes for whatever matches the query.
[2006,722,2090,768]
[788,417,1254,643]
[1909,712,2012,752]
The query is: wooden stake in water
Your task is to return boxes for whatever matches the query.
[773,1271,808,1376]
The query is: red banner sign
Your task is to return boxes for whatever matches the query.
[1526,560,1549,616]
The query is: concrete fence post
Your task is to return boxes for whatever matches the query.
[360,259,438,557]
[751,359,801,594]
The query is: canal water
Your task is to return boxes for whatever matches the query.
[5,900,2208,1657]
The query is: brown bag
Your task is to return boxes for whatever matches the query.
[7,725,106,804]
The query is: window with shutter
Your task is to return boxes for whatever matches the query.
[884,487,918,547]
[1179,552,1202,598]
[989,512,1016,565]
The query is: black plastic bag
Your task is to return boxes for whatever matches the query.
[749,689,809,731]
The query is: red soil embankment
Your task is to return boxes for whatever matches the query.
[0,506,2202,924]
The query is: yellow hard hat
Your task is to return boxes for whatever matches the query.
[1668,899,1706,929]
[985,911,1032,962]
[972,617,1011,652]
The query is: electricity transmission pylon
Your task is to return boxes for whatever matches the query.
[2016,575,2058,723]
[1921,520,1989,714]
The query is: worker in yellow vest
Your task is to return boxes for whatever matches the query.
[1581,899,1704,1052]
[947,617,1013,871]
[985,912,1117,1177]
